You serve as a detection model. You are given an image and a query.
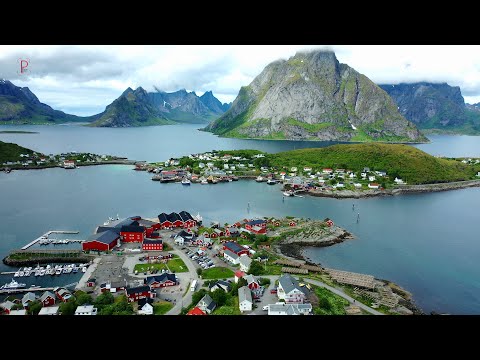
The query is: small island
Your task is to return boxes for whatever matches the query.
[0,130,39,134]
[139,143,480,198]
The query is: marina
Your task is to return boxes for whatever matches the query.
[0,281,78,295]
[1,263,89,277]
[21,230,81,250]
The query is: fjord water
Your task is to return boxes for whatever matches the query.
[1,124,480,314]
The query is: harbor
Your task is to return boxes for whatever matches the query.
[21,230,81,250]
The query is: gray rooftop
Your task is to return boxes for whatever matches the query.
[239,256,252,267]
[278,274,306,295]
[223,249,239,260]
[238,286,252,304]
[22,292,36,304]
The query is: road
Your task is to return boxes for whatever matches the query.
[165,247,199,315]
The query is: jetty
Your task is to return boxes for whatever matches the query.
[0,281,78,295]
[21,230,80,250]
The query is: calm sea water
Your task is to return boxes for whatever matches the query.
[1,124,480,314]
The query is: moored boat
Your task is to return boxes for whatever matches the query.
[256,176,265,182]
[181,177,191,186]
[267,179,277,185]
[0,279,27,290]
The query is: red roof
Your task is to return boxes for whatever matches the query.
[187,306,206,315]
[235,270,245,278]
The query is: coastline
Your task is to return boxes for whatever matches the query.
[305,180,480,199]
[1,160,137,171]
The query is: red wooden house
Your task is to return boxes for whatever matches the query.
[209,232,218,239]
[145,252,172,261]
[179,211,196,228]
[250,225,266,234]
[120,225,146,243]
[86,278,96,287]
[168,212,184,228]
[187,306,206,315]
[245,219,267,232]
[144,273,177,289]
[245,274,260,290]
[82,230,119,252]
[54,287,73,302]
[138,219,161,238]
[223,241,249,256]
[225,227,240,237]
[142,238,163,251]
[158,213,173,228]
[289,221,297,227]
[125,286,155,303]
[40,291,56,307]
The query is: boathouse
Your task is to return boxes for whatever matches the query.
[142,238,163,251]
[158,213,173,228]
[40,291,56,307]
[120,225,146,243]
[82,230,120,252]
[245,219,267,232]
[179,211,196,228]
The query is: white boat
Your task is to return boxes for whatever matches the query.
[13,271,20,277]
[181,177,191,186]
[72,267,78,273]
[39,269,46,276]
[55,268,62,275]
[66,266,73,274]
[267,179,277,185]
[19,271,25,277]
[283,191,294,197]
[255,176,265,182]
[200,178,208,185]
[82,267,87,273]
[0,279,27,290]
[24,270,31,276]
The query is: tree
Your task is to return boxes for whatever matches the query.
[59,298,77,315]
[27,300,42,315]
[248,260,264,276]
[94,291,114,306]
[210,289,227,307]
[11,303,23,310]
[76,293,93,306]
[197,268,203,276]
[319,297,332,311]
[191,289,207,307]
[237,277,248,288]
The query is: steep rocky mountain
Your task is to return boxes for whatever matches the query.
[90,87,174,127]
[148,88,229,123]
[380,82,480,134]
[0,79,87,124]
[205,50,426,143]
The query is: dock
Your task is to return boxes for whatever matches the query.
[0,282,78,295]
[21,230,80,250]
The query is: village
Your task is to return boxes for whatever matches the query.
[134,149,413,194]
[0,210,419,316]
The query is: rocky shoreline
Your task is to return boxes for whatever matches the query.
[306,179,480,199]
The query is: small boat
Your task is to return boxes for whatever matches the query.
[231,176,239,181]
[181,178,191,186]
[55,268,62,275]
[283,191,294,197]
[82,267,87,273]
[19,271,25,277]
[39,269,46,276]
[72,267,79,273]
[200,178,208,185]
[256,176,265,182]
[267,179,277,185]
[13,271,20,277]
[0,279,27,290]
[24,270,31,276]
[30,285,41,288]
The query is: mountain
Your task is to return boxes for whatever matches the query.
[380,82,480,134]
[0,140,38,163]
[147,88,228,123]
[0,79,87,124]
[89,87,174,127]
[204,51,427,143]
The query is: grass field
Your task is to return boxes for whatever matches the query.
[201,267,235,280]
[167,258,188,273]
[153,301,173,315]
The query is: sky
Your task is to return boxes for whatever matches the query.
[1,45,480,116]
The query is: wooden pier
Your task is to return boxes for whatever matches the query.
[21,230,80,250]
[0,287,55,294]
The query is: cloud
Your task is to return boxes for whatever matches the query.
[1,45,480,115]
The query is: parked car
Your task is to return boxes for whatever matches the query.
[270,288,277,294]
[262,305,269,311]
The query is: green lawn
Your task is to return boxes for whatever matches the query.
[213,295,241,315]
[134,263,168,273]
[202,267,235,280]
[313,286,349,315]
[167,258,188,273]
[153,301,173,315]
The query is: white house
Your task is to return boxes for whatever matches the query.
[9,309,27,315]
[394,177,404,184]
[38,306,60,315]
[239,255,252,272]
[268,303,312,315]
[361,172,367,178]
[137,298,154,315]
[303,167,312,173]
[174,236,185,246]
[290,167,297,172]
[75,305,98,315]
[477,172,480,177]
[368,175,376,182]
[199,162,205,169]
[349,173,356,179]
[238,286,253,312]
[368,183,380,189]
[209,280,232,293]
[335,183,345,188]
[223,249,240,264]
[277,274,307,304]
[224,164,229,170]
[354,183,362,188]
[198,294,216,314]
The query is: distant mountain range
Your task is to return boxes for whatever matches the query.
[205,50,427,143]
[0,79,231,127]
[0,79,87,124]
[380,82,480,135]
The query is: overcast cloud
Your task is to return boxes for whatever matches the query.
[1,45,480,116]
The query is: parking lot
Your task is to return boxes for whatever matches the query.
[182,247,218,270]
[250,277,280,315]
[89,254,134,295]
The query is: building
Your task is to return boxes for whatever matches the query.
[225,227,240,237]
[238,286,253,312]
[137,298,154,315]
[179,211,196,228]
[197,294,216,314]
[22,292,36,309]
[209,280,232,293]
[187,306,206,315]
[223,249,240,264]
[239,256,252,272]
[75,305,98,315]
[267,303,312,315]
[142,238,163,251]
[250,225,266,234]
[54,287,73,302]
[0,301,15,314]
[9,309,27,315]
[96,217,140,235]
[38,306,60,315]
[100,281,126,293]
[167,212,184,228]
[144,273,177,289]
[39,291,56,307]
[234,270,246,284]
[244,274,260,290]
[144,252,172,261]
[120,225,146,243]
[86,278,96,287]
[223,241,250,256]
[245,219,267,232]
[83,230,120,252]
[277,274,307,304]
[158,213,173,228]
[138,219,161,238]
[368,183,380,189]
[213,229,224,237]
[125,285,154,302]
